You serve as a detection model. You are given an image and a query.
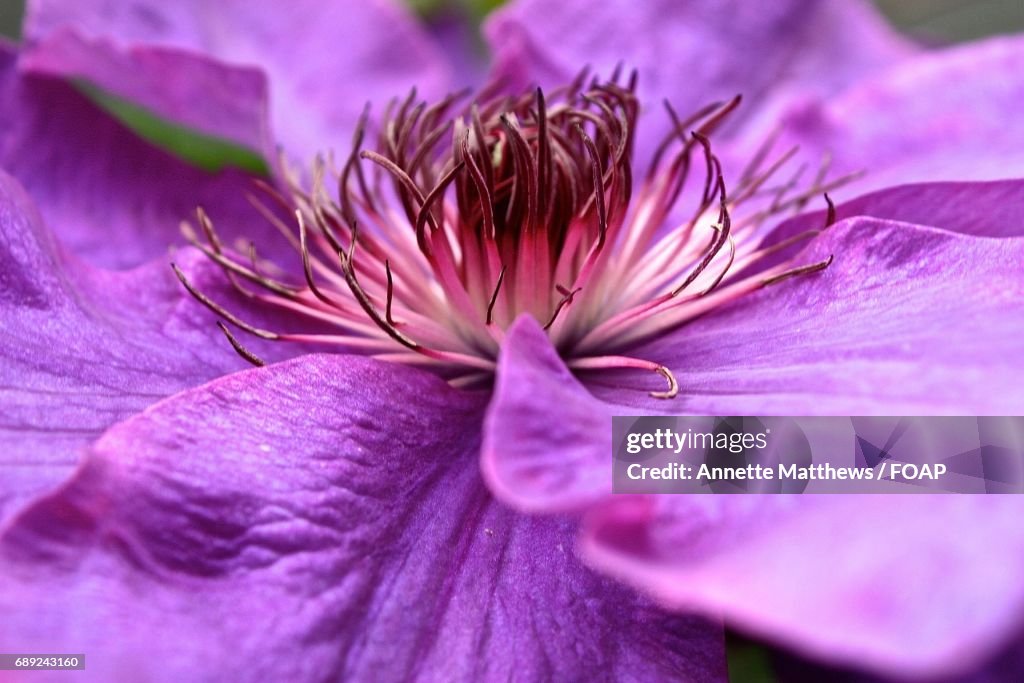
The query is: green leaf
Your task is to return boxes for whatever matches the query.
[73,79,269,176]
[468,0,508,18]
[407,0,507,21]
[726,633,779,683]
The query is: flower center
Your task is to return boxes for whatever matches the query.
[174,71,851,397]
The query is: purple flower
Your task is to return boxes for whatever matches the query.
[2,1,1024,681]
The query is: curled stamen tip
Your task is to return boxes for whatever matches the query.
[217,321,266,368]
[650,365,679,399]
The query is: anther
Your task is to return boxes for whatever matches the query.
[217,321,266,367]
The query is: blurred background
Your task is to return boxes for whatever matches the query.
[872,0,1024,42]
[2,0,1024,43]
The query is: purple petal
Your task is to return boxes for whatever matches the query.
[0,54,285,269]
[423,8,490,90]
[25,0,454,159]
[485,0,913,158]
[0,170,291,526]
[766,36,1024,192]
[603,217,1024,415]
[0,355,726,682]
[744,178,1024,275]
[796,179,1024,239]
[581,495,1024,678]
[483,315,620,513]
[20,29,274,161]
[484,218,1024,514]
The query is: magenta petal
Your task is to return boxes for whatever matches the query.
[485,0,912,157]
[582,495,1024,678]
[769,36,1024,191]
[0,52,284,269]
[0,355,725,682]
[0,171,277,526]
[25,0,453,159]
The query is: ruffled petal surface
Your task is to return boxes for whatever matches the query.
[0,170,293,526]
[0,47,283,269]
[766,35,1024,192]
[485,0,913,159]
[0,355,726,683]
[24,0,454,160]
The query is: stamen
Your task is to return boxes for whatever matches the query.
[179,74,856,399]
[486,266,507,325]
[384,259,398,326]
[762,254,834,286]
[297,210,342,308]
[824,192,837,227]
[217,321,266,367]
[672,178,730,296]
[569,356,679,399]
[577,125,609,247]
[543,285,583,330]
[172,263,279,340]
[336,229,420,351]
